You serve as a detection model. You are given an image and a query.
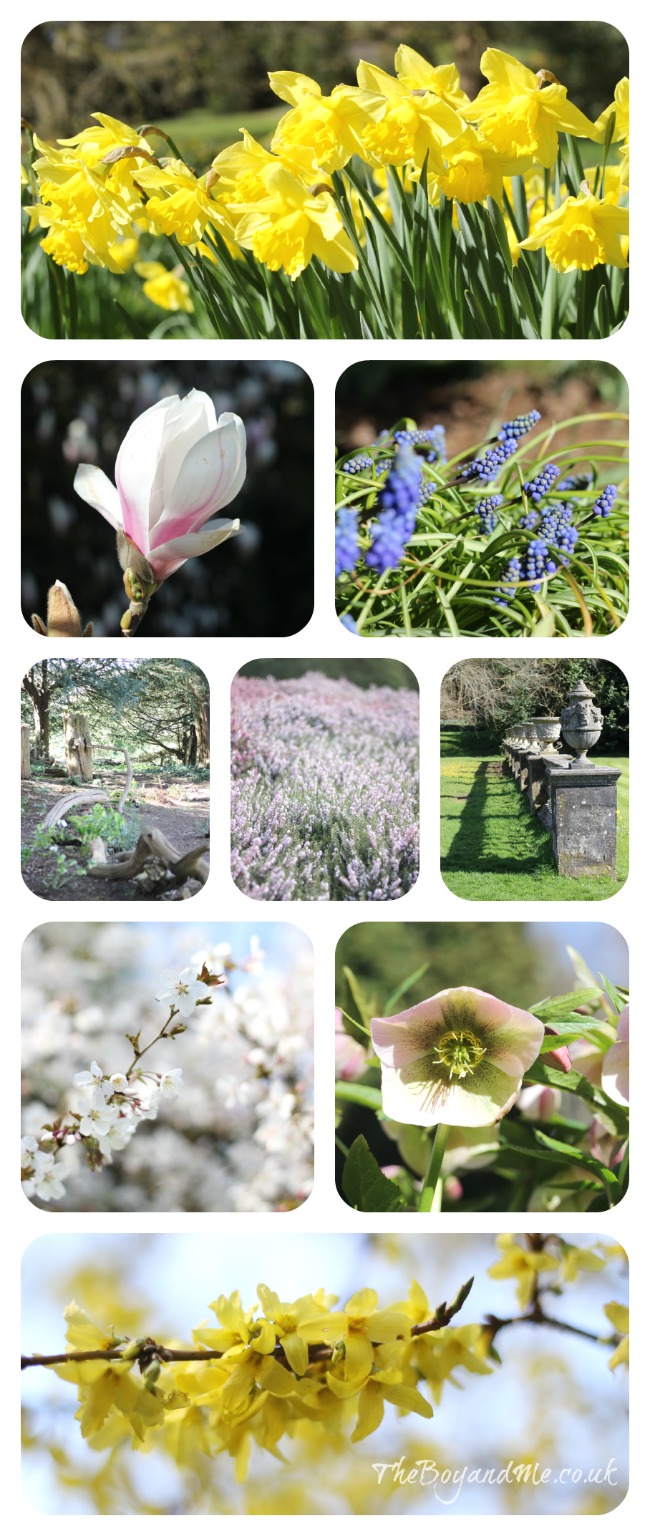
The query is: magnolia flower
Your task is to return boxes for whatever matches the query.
[371,986,544,1128]
[74,389,245,582]
[602,1005,629,1105]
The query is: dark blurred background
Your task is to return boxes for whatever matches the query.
[22,361,313,639]
[239,659,417,690]
[22,21,627,160]
[336,361,628,462]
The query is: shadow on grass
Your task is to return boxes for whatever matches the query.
[441,760,556,876]
[440,727,495,759]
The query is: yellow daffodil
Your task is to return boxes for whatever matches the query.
[467,48,598,172]
[519,191,628,272]
[30,134,145,274]
[433,126,504,205]
[603,1302,629,1370]
[269,71,377,172]
[133,159,234,247]
[231,164,357,278]
[394,46,472,115]
[56,111,151,169]
[356,60,464,171]
[107,235,139,271]
[594,78,629,187]
[488,1234,559,1308]
[135,261,194,312]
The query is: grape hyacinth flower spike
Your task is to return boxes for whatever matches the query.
[366,443,422,575]
[74,389,246,635]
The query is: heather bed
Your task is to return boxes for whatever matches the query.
[230,670,419,901]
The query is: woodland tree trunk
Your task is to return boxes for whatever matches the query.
[64,710,93,781]
[21,724,31,779]
[23,660,53,760]
[192,691,210,767]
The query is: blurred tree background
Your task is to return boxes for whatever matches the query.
[239,658,417,691]
[440,659,629,752]
[336,921,560,1013]
[336,361,628,460]
[22,658,210,767]
[21,361,313,639]
[22,21,627,157]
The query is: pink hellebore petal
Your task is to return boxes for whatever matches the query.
[74,389,245,581]
[335,1008,368,1081]
[601,1004,629,1106]
[370,986,544,1129]
[543,1025,572,1073]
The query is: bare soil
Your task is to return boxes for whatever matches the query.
[21,770,210,901]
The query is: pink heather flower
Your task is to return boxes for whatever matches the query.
[371,986,544,1128]
[601,1004,629,1105]
[335,1008,368,1081]
[74,389,245,581]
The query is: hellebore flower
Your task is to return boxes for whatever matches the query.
[371,986,544,1128]
[335,1009,368,1081]
[74,390,245,584]
[602,1004,629,1105]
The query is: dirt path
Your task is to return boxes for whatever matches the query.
[21,774,210,901]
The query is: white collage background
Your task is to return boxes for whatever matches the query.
[10,1,644,1528]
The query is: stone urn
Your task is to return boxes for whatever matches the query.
[560,680,603,767]
[521,721,540,753]
[530,716,562,754]
[511,723,528,748]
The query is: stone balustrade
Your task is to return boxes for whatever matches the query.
[501,680,621,878]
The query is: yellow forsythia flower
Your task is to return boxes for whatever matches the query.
[488,1234,559,1308]
[561,1244,606,1283]
[467,48,599,172]
[519,191,628,272]
[603,1302,629,1370]
[135,261,194,312]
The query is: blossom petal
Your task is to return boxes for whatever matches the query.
[115,397,173,554]
[148,518,240,581]
[74,464,123,531]
[150,413,246,546]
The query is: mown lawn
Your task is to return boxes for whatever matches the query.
[440,729,629,901]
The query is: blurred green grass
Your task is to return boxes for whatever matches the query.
[158,106,284,165]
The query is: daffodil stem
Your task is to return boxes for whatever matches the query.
[418,1123,450,1213]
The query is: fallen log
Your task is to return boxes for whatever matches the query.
[86,826,209,892]
[41,789,109,829]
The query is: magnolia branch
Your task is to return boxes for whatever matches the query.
[22,1281,475,1371]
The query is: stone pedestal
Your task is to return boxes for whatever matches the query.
[546,763,621,877]
[527,752,571,812]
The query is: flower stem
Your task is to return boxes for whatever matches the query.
[418,1123,449,1213]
